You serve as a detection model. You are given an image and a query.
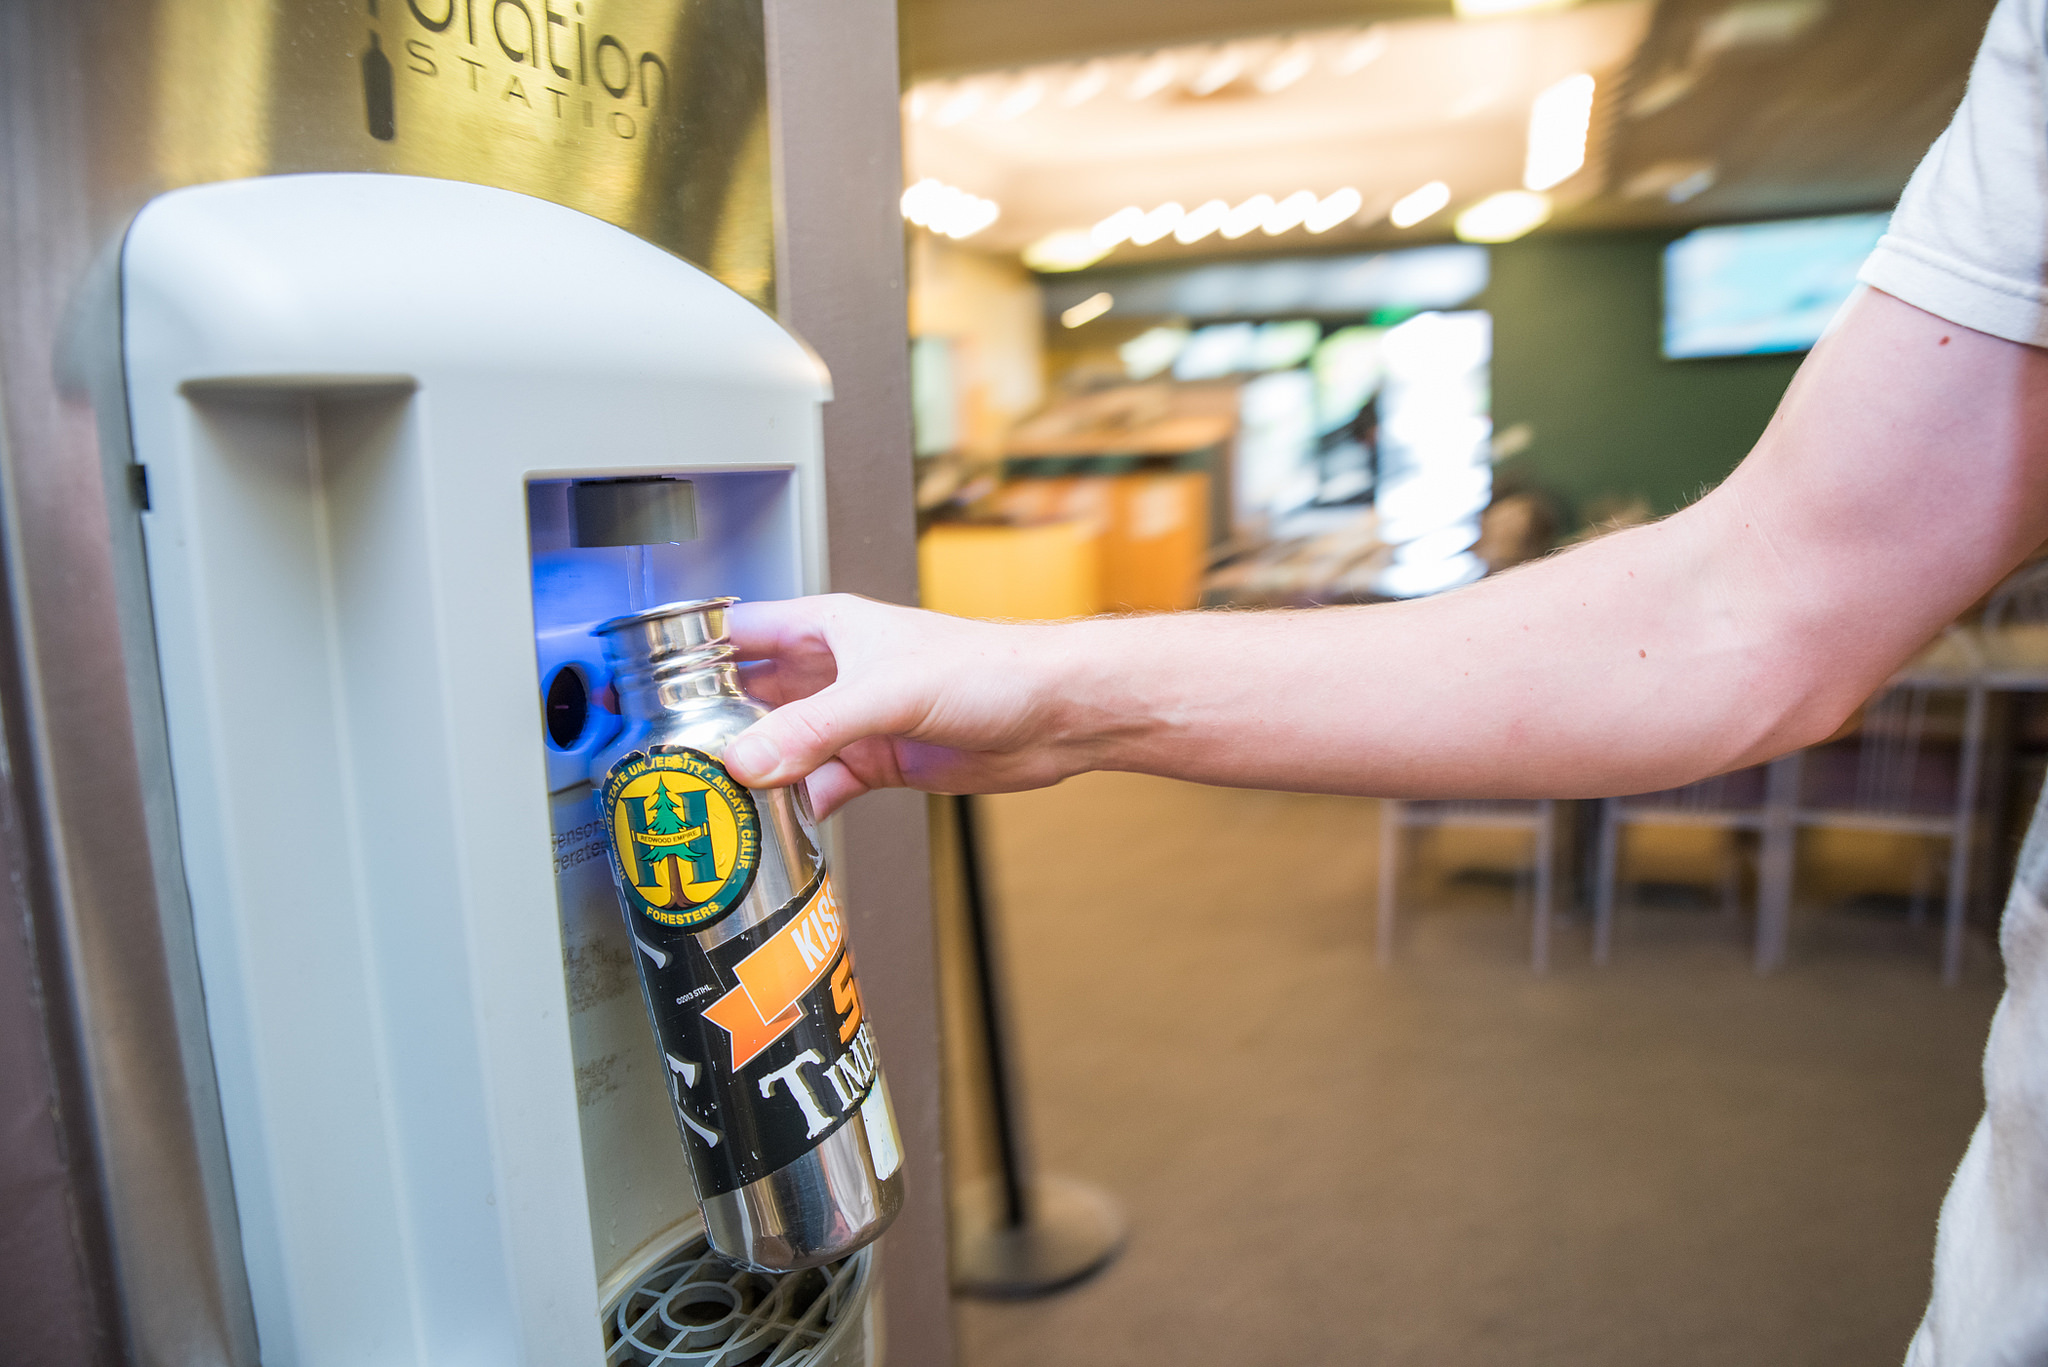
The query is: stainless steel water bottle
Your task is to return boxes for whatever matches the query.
[591,597,904,1271]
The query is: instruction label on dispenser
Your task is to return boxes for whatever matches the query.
[601,746,761,932]
[625,872,882,1196]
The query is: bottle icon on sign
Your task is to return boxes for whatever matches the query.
[362,32,395,141]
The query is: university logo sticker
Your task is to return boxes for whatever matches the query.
[601,747,761,930]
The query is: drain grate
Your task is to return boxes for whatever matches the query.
[605,1234,871,1367]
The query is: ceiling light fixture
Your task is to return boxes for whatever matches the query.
[1061,61,1110,107]
[1023,231,1111,273]
[1622,160,1717,203]
[1696,0,1826,59]
[994,76,1044,120]
[934,82,985,127]
[1189,47,1246,96]
[1130,202,1186,246]
[1221,194,1275,239]
[1128,53,1179,99]
[1455,190,1552,242]
[1262,190,1318,235]
[1256,41,1315,93]
[1454,0,1580,17]
[900,178,1000,239]
[1627,69,1696,119]
[1090,205,1146,250]
[1335,29,1388,74]
[1390,181,1451,228]
[1061,292,1115,328]
[1175,200,1231,244]
[1525,72,1595,190]
[1665,168,1715,203]
[1305,187,1364,233]
[951,200,999,239]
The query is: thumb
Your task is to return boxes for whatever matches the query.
[722,680,912,788]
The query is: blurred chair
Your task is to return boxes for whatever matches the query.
[1593,761,1796,971]
[1980,558,2048,685]
[1984,559,2048,641]
[1787,679,1986,984]
[1377,799,1556,971]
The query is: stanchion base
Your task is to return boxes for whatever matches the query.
[951,1174,1126,1299]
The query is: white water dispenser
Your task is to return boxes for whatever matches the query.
[108,170,873,1365]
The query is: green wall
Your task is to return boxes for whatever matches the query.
[1478,230,1807,530]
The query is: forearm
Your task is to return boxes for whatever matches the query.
[1045,499,1810,798]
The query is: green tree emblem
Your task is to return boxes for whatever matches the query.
[628,775,717,900]
[647,777,689,838]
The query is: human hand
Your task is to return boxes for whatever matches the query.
[721,595,1101,817]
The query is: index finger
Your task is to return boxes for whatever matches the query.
[726,596,829,661]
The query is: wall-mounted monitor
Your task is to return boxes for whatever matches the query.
[1662,212,1890,359]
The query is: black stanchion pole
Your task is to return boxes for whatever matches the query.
[949,794,1125,1298]
[953,792,1033,1230]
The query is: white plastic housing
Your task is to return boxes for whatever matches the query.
[120,174,827,1365]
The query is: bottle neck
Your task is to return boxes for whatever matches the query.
[595,597,744,722]
[613,647,743,721]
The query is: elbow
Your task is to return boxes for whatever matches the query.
[1717,626,1896,774]
[1760,684,1864,761]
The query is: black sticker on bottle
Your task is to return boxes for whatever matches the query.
[622,871,878,1197]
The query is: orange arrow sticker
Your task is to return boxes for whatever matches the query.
[702,878,846,1071]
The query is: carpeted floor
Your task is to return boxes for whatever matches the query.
[941,773,2002,1367]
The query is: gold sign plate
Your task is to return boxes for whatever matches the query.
[150,0,773,306]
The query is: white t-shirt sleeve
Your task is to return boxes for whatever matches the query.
[1859,0,2048,346]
